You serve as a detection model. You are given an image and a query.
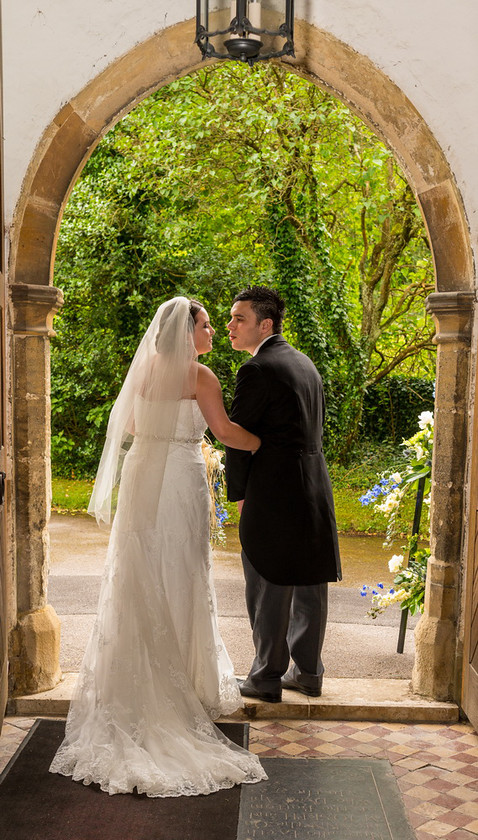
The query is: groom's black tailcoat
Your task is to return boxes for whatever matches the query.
[225,335,341,586]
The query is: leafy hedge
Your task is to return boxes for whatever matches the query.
[361,377,435,444]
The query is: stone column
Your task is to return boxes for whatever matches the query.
[412,291,474,701]
[8,283,64,695]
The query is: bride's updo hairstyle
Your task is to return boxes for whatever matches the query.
[155,298,204,353]
[189,299,204,325]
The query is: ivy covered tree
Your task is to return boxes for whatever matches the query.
[52,62,435,475]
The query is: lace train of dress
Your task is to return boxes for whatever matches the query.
[50,399,266,796]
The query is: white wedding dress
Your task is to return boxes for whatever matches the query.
[50,398,266,796]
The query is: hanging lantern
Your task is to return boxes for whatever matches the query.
[195,1,294,65]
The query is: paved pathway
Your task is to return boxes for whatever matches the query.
[48,512,418,680]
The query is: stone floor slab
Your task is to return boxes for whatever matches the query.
[237,757,415,840]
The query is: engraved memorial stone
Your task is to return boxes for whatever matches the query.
[237,758,415,840]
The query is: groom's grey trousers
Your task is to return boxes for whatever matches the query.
[242,551,328,693]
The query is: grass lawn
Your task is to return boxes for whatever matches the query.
[52,477,94,514]
[52,474,417,536]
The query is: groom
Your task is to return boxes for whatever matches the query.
[225,286,341,703]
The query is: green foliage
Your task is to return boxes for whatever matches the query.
[333,486,414,535]
[51,474,413,535]
[361,376,435,444]
[329,441,407,490]
[328,441,415,534]
[52,62,435,476]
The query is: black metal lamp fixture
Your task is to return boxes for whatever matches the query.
[195,1,294,66]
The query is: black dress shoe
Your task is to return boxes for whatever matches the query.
[281,677,322,697]
[237,679,282,703]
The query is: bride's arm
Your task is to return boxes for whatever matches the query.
[195,364,260,451]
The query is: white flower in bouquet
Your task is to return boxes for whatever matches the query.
[388,554,404,573]
[201,439,228,544]
[379,588,407,607]
[210,449,225,471]
[418,411,434,429]
[413,443,426,460]
[376,488,401,514]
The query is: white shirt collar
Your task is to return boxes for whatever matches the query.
[252,334,276,357]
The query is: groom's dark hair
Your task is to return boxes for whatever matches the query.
[233,286,285,334]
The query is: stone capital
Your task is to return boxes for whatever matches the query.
[10,283,64,337]
[426,291,474,345]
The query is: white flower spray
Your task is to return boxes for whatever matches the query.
[359,412,433,618]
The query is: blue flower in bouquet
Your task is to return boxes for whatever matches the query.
[359,475,401,506]
[202,439,228,545]
[358,412,433,619]
[215,501,229,527]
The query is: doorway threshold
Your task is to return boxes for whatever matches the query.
[7,673,459,723]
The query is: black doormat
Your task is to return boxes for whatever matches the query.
[0,719,247,840]
[0,720,415,840]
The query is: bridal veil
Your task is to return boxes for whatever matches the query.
[88,296,198,526]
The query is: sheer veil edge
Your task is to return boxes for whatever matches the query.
[88,297,198,526]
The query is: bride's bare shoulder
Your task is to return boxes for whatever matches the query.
[196,362,219,386]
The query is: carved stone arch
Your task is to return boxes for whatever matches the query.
[10,20,473,294]
[7,18,474,702]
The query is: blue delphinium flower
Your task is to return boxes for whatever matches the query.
[359,490,375,506]
[215,501,229,526]
[360,476,402,507]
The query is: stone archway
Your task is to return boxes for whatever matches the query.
[7,18,474,703]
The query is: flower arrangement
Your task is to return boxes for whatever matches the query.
[202,439,229,545]
[359,411,433,618]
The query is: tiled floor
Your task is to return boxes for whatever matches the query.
[1,717,477,839]
[248,719,478,839]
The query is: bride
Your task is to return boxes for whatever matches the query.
[49,296,267,796]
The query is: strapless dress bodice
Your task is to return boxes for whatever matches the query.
[174,399,207,442]
[134,396,207,444]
